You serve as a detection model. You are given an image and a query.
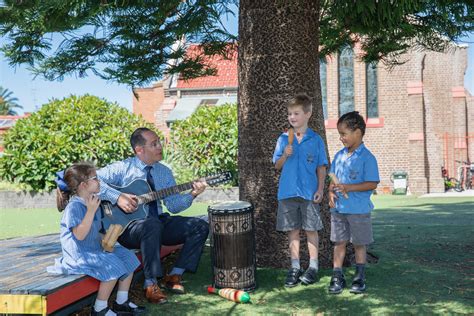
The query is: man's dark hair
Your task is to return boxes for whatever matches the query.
[130,127,152,152]
[337,111,366,136]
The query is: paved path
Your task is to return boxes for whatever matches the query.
[420,189,474,198]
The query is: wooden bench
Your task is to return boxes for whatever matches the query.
[0,234,181,315]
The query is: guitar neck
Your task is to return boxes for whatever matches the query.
[140,181,194,204]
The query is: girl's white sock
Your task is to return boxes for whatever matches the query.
[116,291,128,305]
[94,299,108,312]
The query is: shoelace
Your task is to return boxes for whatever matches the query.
[152,285,161,293]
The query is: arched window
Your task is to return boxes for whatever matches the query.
[320,58,328,119]
[338,46,355,116]
[366,62,378,118]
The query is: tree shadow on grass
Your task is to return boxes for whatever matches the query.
[141,201,474,315]
[368,201,474,314]
[372,201,474,226]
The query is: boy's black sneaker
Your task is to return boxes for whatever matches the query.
[299,267,318,285]
[328,272,346,294]
[113,300,146,315]
[284,268,303,287]
[350,277,366,294]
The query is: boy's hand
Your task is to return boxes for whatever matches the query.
[86,194,101,213]
[283,145,293,157]
[313,189,323,204]
[334,184,348,197]
[329,190,337,208]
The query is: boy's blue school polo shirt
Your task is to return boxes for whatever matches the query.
[273,128,328,201]
[329,143,379,214]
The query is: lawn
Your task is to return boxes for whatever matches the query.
[142,196,474,315]
[1,196,473,314]
[0,203,209,240]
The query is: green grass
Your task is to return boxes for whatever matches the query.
[1,196,473,314]
[0,208,60,239]
[0,203,209,240]
[151,196,474,315]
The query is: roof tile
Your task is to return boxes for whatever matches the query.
[177,45,238,89]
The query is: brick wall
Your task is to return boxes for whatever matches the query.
[133,45,471,194]
[324,45,470,194]
[468,95,474,164]
[132,83,165,124]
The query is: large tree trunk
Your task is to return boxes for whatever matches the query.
[238,0,333,268]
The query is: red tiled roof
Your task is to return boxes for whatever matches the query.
[176,45,238,89]
[0,115,28,130]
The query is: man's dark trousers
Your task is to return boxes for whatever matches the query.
[118,213,209,280]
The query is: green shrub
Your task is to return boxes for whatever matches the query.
[0,95,158,191]
[169,103,238,185]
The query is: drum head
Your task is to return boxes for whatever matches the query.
[208,201,252,213]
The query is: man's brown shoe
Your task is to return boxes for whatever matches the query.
[145,284,168,304]
[161,274,185,294]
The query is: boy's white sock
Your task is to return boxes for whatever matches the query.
[291,258,300,269]
[309,259,319,270]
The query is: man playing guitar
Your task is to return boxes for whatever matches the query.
[97,127,208,304]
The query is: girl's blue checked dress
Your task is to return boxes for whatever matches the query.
[47,196,140,281]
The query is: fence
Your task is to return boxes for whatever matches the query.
[442,133,474,179]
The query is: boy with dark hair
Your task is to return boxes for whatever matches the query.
[328,111,380,294]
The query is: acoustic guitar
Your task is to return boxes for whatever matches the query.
[100,171,232,233]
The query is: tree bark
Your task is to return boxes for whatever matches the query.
[238,0,334,269]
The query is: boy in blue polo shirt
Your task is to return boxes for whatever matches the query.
[328,111,379,294]
[273,93,328,287]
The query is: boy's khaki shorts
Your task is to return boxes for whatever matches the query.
[330,212,373,245]
[277,197,323,232]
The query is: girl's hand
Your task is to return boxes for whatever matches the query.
[72,195,101,241]
[86,194,101,213]
[283,145,293,158]
[313,189,323,204]
[329,190,337,208]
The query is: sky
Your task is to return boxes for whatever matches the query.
[0,14,473,115]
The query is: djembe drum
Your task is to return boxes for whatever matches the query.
[208,201,256,291]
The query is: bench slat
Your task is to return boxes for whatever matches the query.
[0,234,183,314]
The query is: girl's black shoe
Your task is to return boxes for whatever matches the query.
[91,307,113,316]
[112,300,146,315]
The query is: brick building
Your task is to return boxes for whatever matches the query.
[133,45,237,138]
[322,42,472,194]
[133,44,473,194]
[0,115,29,154]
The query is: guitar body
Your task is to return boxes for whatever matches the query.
[100,179,152,231]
